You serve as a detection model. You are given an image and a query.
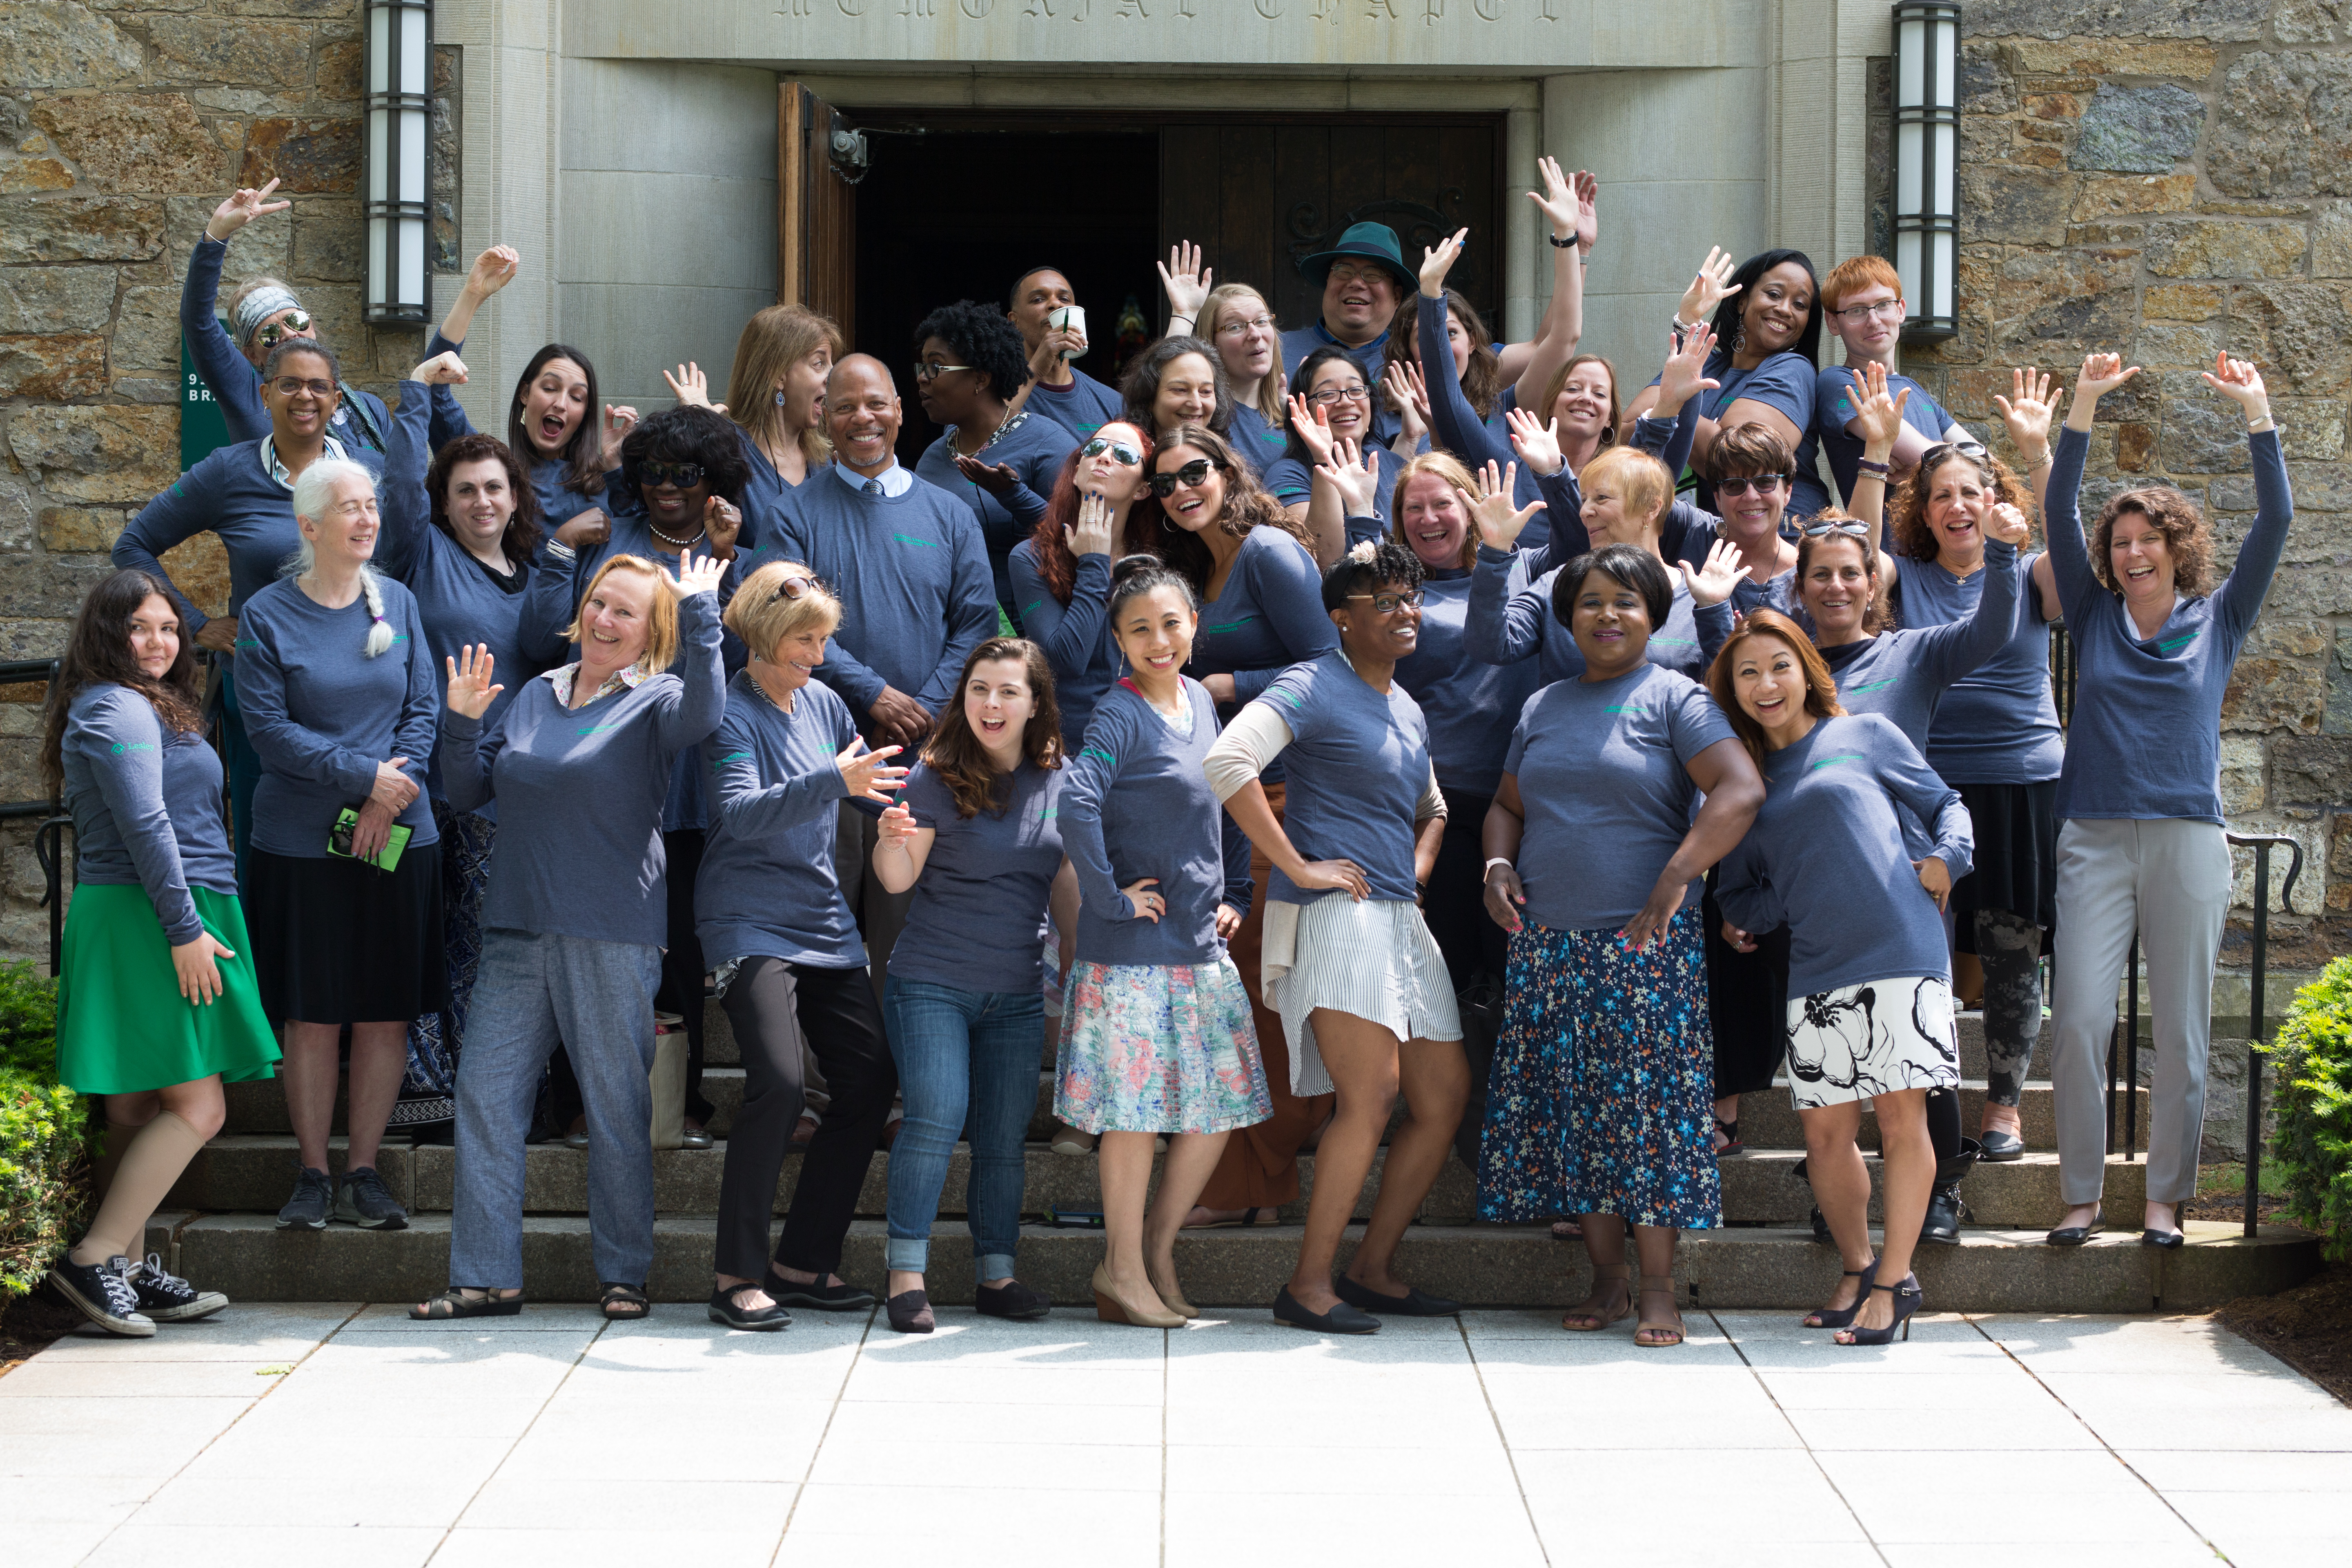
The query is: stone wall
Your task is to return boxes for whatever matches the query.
[0,0,421,959]
[1902,0,2352,1020]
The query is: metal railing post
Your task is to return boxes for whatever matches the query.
[2125,931,2139,1160]
[2225,832,2305,1239]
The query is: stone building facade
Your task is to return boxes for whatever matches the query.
[0,0,2344,1015]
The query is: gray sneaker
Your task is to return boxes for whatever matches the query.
[277,1165,333,1229]
[47,1254,157,1338]
[131,1252,229,1322]
[334,1165,409,1230]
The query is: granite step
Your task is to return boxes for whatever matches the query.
[149,1210,2319,1314]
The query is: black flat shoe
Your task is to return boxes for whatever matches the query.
[767,1276,877,1311]
[1272,1287,1379,1335]
[975,1279,1053,1321]
[708,1285,791,1332]
[1978,1127,2027,1162]
[2140,1228,2186,1249]
[2045,1208,2104,1246]
[1334,1274,1461,1317]
[885,1289,935,1333]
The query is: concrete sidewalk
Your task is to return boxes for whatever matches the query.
[5,1304,2349,1566]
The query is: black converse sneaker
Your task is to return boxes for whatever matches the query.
[334,1165,410,1230]
[47,1254,157,1338]
[131,1252,229,1322]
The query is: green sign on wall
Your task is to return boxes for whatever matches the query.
[179,322,234,472]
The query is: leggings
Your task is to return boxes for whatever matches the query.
[1976,908,2045,1109]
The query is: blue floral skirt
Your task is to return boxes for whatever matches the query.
[1054,958,1272,1136]
[1476,908,1722,1229]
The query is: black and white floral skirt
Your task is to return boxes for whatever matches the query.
[1785,974,1959,1108]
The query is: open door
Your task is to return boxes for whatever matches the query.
[778,82,859,336]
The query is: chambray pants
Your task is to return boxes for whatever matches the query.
[451,929,662,1291]
[2050,818,2232,1207]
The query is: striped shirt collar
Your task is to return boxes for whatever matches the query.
[263,434,350,490]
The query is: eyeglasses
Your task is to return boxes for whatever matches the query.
[1305,384,1371,408]
[256,311,314,349]
[1081,437,1144,466]
[1802,519,1871,539]
[639,461,704,489]
[1714,474,1789,497]
[1326,263,1391,287]
[1146,459,1219,497]
[1348,588,1424,615]
[1829,298,1905,325]
[270,377,336,398]
[1215,313,1278,339]
[769,574,831,604]
[913,361,972,383]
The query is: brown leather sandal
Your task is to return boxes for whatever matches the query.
[1634,1274,1685,1347]
[1561,1264,1631,1332]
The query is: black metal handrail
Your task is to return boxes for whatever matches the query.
[2226,831,2304,1238]
[0,657,71,975]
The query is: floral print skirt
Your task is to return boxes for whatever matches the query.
[1054,957,1273,1136]
[1786,974,1960,1109]
[1476,908,1722,1229]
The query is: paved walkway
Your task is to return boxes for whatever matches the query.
[5,1304,2349,1566]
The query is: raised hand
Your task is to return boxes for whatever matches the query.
[1851,361,1913,456]
[1472,459,1546,550]
[663,550,726,600]
[1657,324,1722,413]
[410,350,469,386]
[952,453,1019,496]
[838,735,908,804]
[700,495,743,559]
[1504,406,1564,477]
[1483,862,1527,933]
[2201,350,2271,424]
[1526,156,1578,238]
[664,362,717,409]
[1420,226,1469,299]
[599,403,639,469]
[1679,536,1748,607]
[206,178,290,241]
[1572,168,1599,253]
[1065,491,1116,559]
[461,245,520,301]
[552,508,610,552]
[1121,877,1165,924]
[1384,357,1432,427]
[1286,392,1336,467]
[1158,241,1212,324]
[1677,246,1742,326]
[1983,501,2032,548]
[1992,366,2062,461]
[1291,858,1372,901]
[444,644,504,720]
[2074,352,2141,405]
[1315,437,1379,519]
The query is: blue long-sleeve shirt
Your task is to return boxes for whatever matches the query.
[1010,542,1118,751]
[1465,543,1732,685]
[693,670,864,971]
[913,410,1074,627]
[1715,713,1974,998]
[1817,537,2020,752]
[2046,422,2292,824]
[1417,297,1546,539]
[735,467,998,739]
[180,234,392,454]
[1893,549,2066,786]
[233,574,441,859]
[439,591,726,946]
[1394,566,1539,800]
[60,685,237,945]
[1188,527,1338,704]
[1059,677,1253,968]
[113,439,386,635]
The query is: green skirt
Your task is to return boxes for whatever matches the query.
[56,884,281,1095]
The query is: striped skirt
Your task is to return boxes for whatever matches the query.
[1263,895,1463,1097]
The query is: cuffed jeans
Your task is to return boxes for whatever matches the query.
[2051,817,2232,1206]
[883,977,1042,1281]
[450,929,661,1291]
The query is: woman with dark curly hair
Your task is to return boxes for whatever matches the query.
[1205,540,1467,1332]
[379,350,558,1140]
[2045,352,2291,1251]
[520,403,753,1147]
[913,300,1078,626]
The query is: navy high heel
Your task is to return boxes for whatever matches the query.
[1836,1274,1921,1346]
[1801,1258,1878,1330]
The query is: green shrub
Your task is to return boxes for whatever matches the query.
[2263,955,2352,1261]
[0,1069,85,1300]
[0,959,58,1082]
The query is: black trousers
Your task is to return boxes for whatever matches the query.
[1425,797,1509,1170]
[657,828,714,1124]
[713,957,899,1279]
[1704,873,1792,1103]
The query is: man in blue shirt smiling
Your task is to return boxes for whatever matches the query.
[1282,221,1414,447]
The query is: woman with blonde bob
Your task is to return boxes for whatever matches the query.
[700,561,909,1331]
[419,548,727,1321]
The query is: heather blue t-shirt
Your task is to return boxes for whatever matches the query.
[913,410,1078,623]
[1649,348,1827,517]
[1226,401,1290,478]
[1255,650,1432,906]
[61,686,238,945]
[1395,567,1539,800]
[1025,368,1125,443]
[1262,445,1403,541]
[1466,545,1733,686]
[889,759,1065,993]
[1892,550,2065,786]
[1813,364,1955,505]
[1815,537,2020,753]
[1503,664,1737,933]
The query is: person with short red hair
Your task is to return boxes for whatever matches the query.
[1811,254,1978,504]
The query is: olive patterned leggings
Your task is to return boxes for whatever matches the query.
[1977,908,2045,1108]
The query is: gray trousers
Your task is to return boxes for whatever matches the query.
[451,929,662,1290]
[2050,818,2232,1206]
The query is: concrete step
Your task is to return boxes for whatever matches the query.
[151,1211,2321,1314]
[169,1134,2163,1232]
[1733,1079,2148,1154]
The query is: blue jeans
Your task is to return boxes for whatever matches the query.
[882,977,1042,1282]
[450,929,661,1291]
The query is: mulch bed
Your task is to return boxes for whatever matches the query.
[2215,1263,2352,1407]
[0,1290,84,1377]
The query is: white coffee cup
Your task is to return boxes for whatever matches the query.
[1050,304,1087,360]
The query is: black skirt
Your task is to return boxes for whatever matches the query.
[247,846,450,1025]
[1950,779,2059,946]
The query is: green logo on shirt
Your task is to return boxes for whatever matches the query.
[234,639,261,650]
[893,533,939,548]
[1081,745,1118,767]
[108,742,156,756]
[1846,678,1896,694]
[1207,615,1257,634]
[1604,704,1652,717]
[577,722,624,736]
[2156,630,2198,655]
[1810,752,1867,771]
[713,750,751,767]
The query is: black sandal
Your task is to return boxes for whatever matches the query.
[1714,1116,1742,1155]
[410,1288,522,1320]
[599,1282,651,1320]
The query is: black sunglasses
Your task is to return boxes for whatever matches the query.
[256,310,314,349]
[769,574,831,604]
[1802,519,1871,539]
[1081,437,1144,466]
[1715,474,1790,497]
[1146,458,1219,497]
[639,461,704,490]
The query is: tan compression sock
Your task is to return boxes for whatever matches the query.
[69,1110,207,1266]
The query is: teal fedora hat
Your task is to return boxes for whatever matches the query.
[1297,221,1412,289]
